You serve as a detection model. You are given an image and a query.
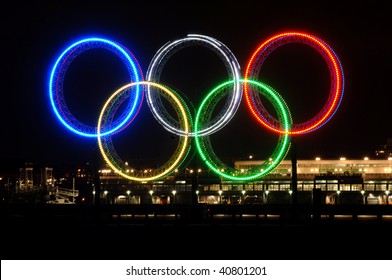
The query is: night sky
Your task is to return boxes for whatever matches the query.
[1,0,391,172]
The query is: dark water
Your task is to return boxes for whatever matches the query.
[2,204,391,260]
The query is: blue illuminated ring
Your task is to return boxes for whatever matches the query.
[48,37,143,137]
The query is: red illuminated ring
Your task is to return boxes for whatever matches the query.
[244,32,345,135]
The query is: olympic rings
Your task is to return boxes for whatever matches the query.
[48,31,344,182]
[97,81,191,181]
[195,79,291,181]
[244,32,345,135]
[48,37,144,137]
[146,34,242,137]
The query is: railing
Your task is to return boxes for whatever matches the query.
[15,185,43,193]
[57,187,79,197]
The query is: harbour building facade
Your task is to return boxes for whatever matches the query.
[97,158,392,206]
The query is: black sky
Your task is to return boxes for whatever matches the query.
[0,0,391,172]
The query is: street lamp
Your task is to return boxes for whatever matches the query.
[336,190,341,205]
[288,189,293,204]
[172,190,177,203]
[241,190,246,204]
[126,190,131,204]
[265,190,270,204]
[361,190,366,204]
[104,190,109,204]
[218,190,223,204]
[149,190,154,204]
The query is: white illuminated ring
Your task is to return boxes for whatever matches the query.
[146,34,242,137]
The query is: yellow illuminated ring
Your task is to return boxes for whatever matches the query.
[97,81,191,181]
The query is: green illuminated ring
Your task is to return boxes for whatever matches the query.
[97,81,191,181]
[195,79,291,181]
